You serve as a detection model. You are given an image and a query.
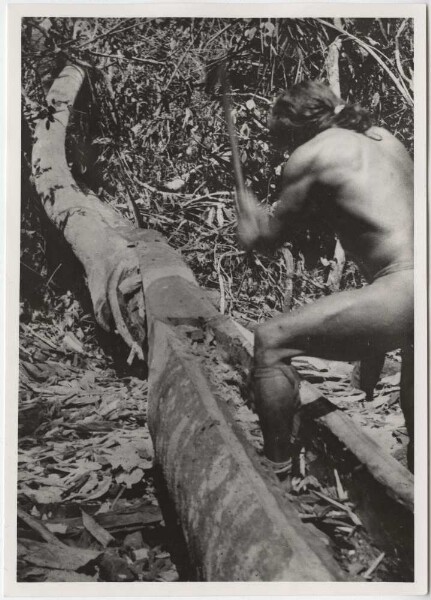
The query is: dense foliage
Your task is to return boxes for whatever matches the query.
[21,17,414,322]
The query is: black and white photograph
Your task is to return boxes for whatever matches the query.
[4,3,427,594]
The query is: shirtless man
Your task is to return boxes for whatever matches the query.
[237,81,414,473]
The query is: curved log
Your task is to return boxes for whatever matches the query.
[32,64,145,341]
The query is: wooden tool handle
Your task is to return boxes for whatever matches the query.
[219,64,247,215]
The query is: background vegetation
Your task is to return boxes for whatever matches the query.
[21,17,414,323]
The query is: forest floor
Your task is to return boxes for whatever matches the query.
[17,287,409,583]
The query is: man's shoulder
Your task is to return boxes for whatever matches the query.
[307,128,365,174]
[285,126,392,180]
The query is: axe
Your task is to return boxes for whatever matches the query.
[206,60,249,217]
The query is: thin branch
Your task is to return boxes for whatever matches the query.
[75,19,137,49]
[84,49,163,66]
[202,22,236,50]
[394,19,413,90]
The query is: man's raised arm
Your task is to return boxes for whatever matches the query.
[237,144,316,253]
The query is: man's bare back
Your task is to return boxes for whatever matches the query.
[236,81,414,473]
[269,126,413,281]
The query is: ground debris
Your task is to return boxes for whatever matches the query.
[18,309,177,582]
[292,352,408,466]
[17,538,102,571]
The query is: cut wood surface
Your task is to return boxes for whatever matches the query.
[149,321,345,581]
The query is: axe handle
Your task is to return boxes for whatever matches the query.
[219,66,247,215]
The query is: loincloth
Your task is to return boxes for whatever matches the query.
[372,261,414,281]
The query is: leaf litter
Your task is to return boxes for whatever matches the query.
[18,312,179,583]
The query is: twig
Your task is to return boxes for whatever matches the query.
[74,19,139,49]
[111,485,125,509]
[45,263,63,288]
[18,508,66,547]
[229,92,272,105]
[202,22,235,50]
[85,49,162,66]
[218,271,226,314]
[313,490,362,526]
[115,151,144,227]
[364,552,385,579]
[377,19,389,44]
[26,327,58,350]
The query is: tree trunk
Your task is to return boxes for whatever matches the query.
[32,65,147,345]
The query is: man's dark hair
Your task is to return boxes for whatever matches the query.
[269,81,373,145]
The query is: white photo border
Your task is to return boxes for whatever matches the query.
[4,3,428,597]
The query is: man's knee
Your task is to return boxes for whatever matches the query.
[250,362,302,463]
[254,317,302,367]
[254,323,275,366]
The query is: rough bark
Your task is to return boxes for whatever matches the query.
[136,241,344,581]
[148,322,344,581]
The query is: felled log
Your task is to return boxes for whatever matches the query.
[31,63,345,581]
[140,262,344,581]
[32,64,146,348]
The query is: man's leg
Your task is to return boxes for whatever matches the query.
[252,363,301,465]
[252,270,413,467]
[351,353,386,401]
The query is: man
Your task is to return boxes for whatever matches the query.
[237,81,414,474]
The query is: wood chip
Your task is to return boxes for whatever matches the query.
[334,469,348,501]
[299,447,306,477]
[132,547,149,561]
